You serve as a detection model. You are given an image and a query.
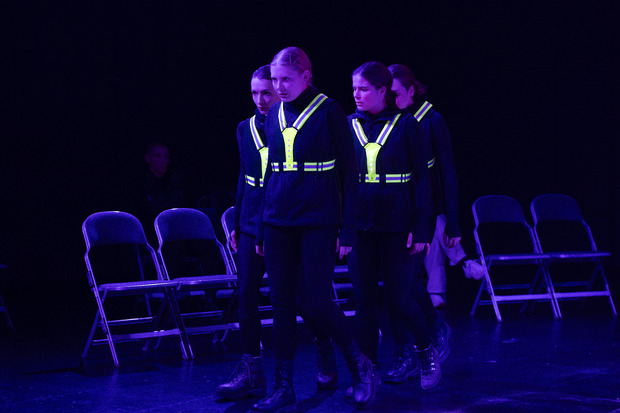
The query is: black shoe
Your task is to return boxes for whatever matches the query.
[415,344,441,390]
[251,360,296,413]
[430,317,451,362]
[344,345,375,407]
[384,344,419,383]
[216,354,267,400]
[315,338,338,390]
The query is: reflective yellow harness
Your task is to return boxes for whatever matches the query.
[244,115,268,187]
[413,101,436,169]
[352,113,412,183]
[273,93,335,172]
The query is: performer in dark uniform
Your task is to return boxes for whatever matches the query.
[347,61,441,390]
[216,65,280,400]
[252,47,374,413]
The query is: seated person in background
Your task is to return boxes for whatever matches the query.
[139,143,185,244]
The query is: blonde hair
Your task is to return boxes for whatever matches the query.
[271,47,312,83]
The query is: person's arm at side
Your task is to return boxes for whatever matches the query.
[431,112,461,246]
[407,116,433,253]
[231,122,246,252]
[328,102,358,258]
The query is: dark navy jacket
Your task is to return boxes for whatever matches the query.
[260,86,358,247]
[408,99,460,238]
[234,109,266,238]
[348,106,433,243]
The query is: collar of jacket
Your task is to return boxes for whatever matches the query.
[285,85,320,113]
[407,98,431,115]
[253,108,266,130]
[350,103,401,123]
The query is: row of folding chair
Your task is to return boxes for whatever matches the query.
[470,194,616,322]
[82,208,237,367]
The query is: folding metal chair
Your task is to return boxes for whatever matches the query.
[471,195,560,321]
[531,194,616,315]
[82,211,192,367]
[220,206,278,327]
[0,264,15,333]
[220,206,238,275]
[155,208,238,338]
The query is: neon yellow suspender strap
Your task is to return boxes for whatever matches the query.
[248,115,269,185]
[278,93,329,171]
[413,101,433,122]
[413,101,436,169]
[352,113,402,183]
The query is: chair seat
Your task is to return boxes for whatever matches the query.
[173,274,237,286]
[99,280,181,292]
[486,253,551,264]
[546,251,610,260]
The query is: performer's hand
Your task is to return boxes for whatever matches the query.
[339,246,352,260]
[335,238,352,260]
[230,229,239,252]
[407,233,429,255]
[443,233,461,248]
[255,242,264,257]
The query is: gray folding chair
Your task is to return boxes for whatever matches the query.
[82,211,192,367]
[155,208,238,338]
[471,195,559,321]
[531,194,616,315]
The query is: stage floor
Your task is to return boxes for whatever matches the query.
[1,298,619,413]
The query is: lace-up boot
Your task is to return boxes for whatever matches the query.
[216,354,266,399]
[315,338,338,390]
[414,344,441,390]
[251,359,296,413]
[384,344,419,383]
[430,316,451,362]
[343,344,375,406]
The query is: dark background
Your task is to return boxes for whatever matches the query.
[1,1,618,327]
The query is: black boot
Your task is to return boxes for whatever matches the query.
[384,343,419,383]
[216,354,267,399]
[415,344,441,390]
[429,316,451,362]
[343,344,375,407]
[315,338,338,390]
[251,359,296,413]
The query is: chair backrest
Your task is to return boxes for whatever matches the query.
[472,195,527,225]
[155,208,233,277]
[530,194,582,224]
[531,194,596,252]
[156,208,218,242]
[82,211,163,282]
[220,206,237,274]
[472,195,539,256]
[83,211,148,249]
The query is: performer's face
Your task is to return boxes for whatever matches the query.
[251,77,280,115]
[391,78,415,110]
[353,74,386,115]
[271,64,310,102]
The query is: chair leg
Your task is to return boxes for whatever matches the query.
[597,266,617,316]
[165,287,194,360]
[82,309,101,359]
[542,265,561,319]
[0,293,15,333]
[470,280,485,316]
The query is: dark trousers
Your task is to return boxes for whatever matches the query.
[236,232,266,356]
[387,252,437,347]
[349,231,432,363]
[264,224,354,361]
